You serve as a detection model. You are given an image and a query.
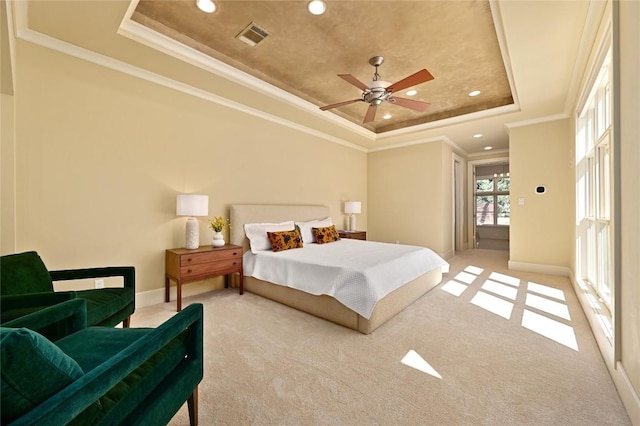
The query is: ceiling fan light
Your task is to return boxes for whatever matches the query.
[307,0,327,15]
[369,80,391,89]
[196,0,216,13]
[406,89,417,96]
[469,90,481,97]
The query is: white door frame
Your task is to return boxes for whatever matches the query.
[467,156,509,249]
[452,154,465,253]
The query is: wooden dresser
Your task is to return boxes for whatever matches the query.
[338,230,367,241]
[165,245,243,311]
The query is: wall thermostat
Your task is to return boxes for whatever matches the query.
[535,185,546,195]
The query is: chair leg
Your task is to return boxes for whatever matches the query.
[188,387,198,426]
[123,317,131,328]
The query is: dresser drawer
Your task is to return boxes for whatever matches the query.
[180,258,241,279]
[180,248,242,266]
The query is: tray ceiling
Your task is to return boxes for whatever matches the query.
[131,0,514,134]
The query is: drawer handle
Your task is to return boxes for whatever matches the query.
[187,269,192,274]
[186,258,192,263]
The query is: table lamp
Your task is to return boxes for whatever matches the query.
[177,194,209,249]
[344,201,361,231]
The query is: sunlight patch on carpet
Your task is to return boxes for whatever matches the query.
[441,280,469,296]
[521,310,579,351]
[471,291,513,319]
[454,271,478,284]
[527,282,566,301]
[401,350,442,379]
[525,293,571,320]
[481,279,518,300]
[489,272,520,287]
[464,265,484,275]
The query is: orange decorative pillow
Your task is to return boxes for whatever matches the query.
[312,225,341,244]
[267,229,303,252]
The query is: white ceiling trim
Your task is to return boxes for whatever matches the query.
[504,113,569,132]
[10,1,368,153]
[118,0,374,140]
[467,148,509,158]
[376,103,520,142]
[118,0,521,145]
[368,135,464,154]
[563,0,609,116]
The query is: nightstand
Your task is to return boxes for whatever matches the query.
[338,230,367,241]
[165,245,243,311]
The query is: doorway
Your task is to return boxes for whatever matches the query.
[468,158,510,251]
[453,154,464,253]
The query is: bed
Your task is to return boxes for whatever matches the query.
[230,204,448,334]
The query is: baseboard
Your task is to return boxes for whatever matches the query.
[135,281,222,309]
[440,249,455,260]
[508,260,571,276]
[570,275,640,425]
[613,362,640,425]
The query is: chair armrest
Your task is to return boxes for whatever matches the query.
[2,299,87,336]
[1,291,76,310]
[49,266,135,291]
[11,303,204,426]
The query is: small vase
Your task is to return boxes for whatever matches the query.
[212,231,225,247]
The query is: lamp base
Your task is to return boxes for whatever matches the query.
[185,217,200,249]
[349,214,356,232]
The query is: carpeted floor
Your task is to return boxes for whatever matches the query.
[132,249,631,425]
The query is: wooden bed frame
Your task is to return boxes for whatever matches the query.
[230,204,444,334]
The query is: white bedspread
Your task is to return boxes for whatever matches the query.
[243,239,449,319]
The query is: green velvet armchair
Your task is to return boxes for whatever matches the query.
[0,251,135,330]
[1,299,204,426]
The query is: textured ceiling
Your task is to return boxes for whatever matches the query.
[131,0,513,134]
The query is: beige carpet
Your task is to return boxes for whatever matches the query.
[132,249,631,425]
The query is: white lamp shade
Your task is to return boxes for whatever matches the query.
[176,194,209,217]
[344,201,361,214]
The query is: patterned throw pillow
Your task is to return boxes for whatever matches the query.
[312,225,341,244]
[267,229,303,252]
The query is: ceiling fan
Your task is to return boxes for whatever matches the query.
[320,56,434,124]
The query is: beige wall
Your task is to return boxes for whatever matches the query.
[618,0,640,412]
[7,40,366,298]
[1,93,15,255]
[509,119,573,268]
[367,141,454,258]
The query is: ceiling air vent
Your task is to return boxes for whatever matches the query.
[236,22,269,47]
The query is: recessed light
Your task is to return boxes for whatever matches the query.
[196,0,216,13]
[473,133,483,138]
[383,113,392,120]
[307,0,327,15]
[405,90,417,96]
[484,146,493,150]
[469,90,481,97]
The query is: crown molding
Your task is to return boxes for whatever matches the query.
[11,0,368,153]
[504,113,569,132]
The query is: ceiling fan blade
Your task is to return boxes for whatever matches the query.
[363,104,378,123]
[386,69,434,93]
[389,96,432,112]
[338,74,370,91]
[320,99,362,111]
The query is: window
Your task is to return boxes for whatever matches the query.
[475,172,510,226]
[576,49,612,309]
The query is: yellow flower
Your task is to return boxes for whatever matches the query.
[209,216,230,232]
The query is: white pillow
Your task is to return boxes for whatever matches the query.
[244,221,295,253]
[295,217,333,244]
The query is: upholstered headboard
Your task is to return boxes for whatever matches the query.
[230,204,331,253]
